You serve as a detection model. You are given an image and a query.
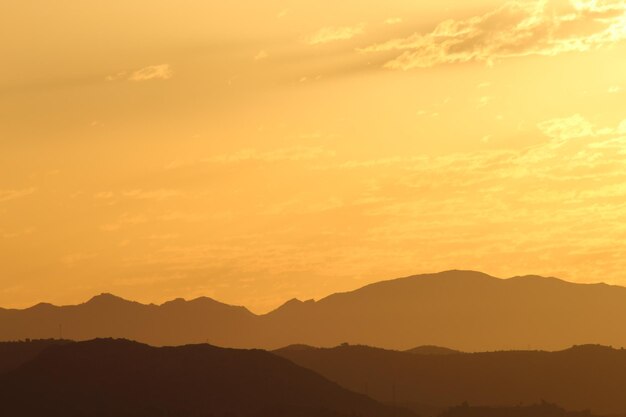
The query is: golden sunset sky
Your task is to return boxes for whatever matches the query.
[2,0,626,312]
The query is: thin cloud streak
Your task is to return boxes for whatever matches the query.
[0,187,36,203]
[361,0,626,69]
[106,64,173,82]
[307,24,366,45]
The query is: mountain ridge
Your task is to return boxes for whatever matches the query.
[5,270,609,313]
[2,270,626,351]
[0,338,416,417]
[275,342,626,416]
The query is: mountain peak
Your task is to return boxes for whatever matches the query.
[433,270,497,280]
[268,298,316,316]
[507,274,567,283]
[564,344,618,353]
[160,297,187,306]
[283,298,307,306]
[405,345,462,355]
[85,293,130,306]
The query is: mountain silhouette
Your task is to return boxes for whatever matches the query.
[275,343,626,416]
[0,338,71,373]
[4,270,626,350]
[405,345,461,355]
[0,292,256,347]
[440,403,596,417]
[0,338,416,417]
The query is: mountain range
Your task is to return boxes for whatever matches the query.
[3,270,626,351]
[276,343,626,416]
[2,338,624,417]
[0,338,415,417]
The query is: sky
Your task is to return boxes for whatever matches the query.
[1,0,626,313]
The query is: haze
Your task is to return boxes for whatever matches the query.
[2,0,626,312]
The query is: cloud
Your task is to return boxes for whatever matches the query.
[119,114,626,300]
[100,213,151,232]
[0,187,36,203]
[362,0,626,69]
[94,191,115,200]
[129,64,173,81]
[537,114,597,140]
[204,147,336,163]
[93,114,626,305]
[121,189,183,200]
[1,227,35,239]
[94,189,184,202]
[254,50,270,61]
[106,64,173,82]
[385,18,403,25]
[307,24,366,45]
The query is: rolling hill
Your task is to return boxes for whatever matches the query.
[275,343,626,416]
[0,338,415,417]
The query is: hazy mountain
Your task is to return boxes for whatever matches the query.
[0,338,416,417]
[0,293,256,347]
[275,343,626,416]
[259,270,626,351]
[405,345,461,355]
[4,270,626,350]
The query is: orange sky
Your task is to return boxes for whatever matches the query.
[1,0,626,312]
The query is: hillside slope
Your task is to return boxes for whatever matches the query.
[0,339,415,417]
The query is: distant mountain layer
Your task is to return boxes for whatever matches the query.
[405,345,461,355]
[275,343,626,416]
[0,339,415,417]
[3,270,626,351]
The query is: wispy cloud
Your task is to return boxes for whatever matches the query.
[100,213,150,232]
[106,64,173,82]
[88,115,626,307]
[362,0,626,69]
[121,189,183,200]
[1,227,35,239]
[254,50,270,61]
[203,147,336,163]
[129,64,173,81]
[384,17,403,25]
[296,114,626,282]
[93,189,184,202]
[307,24,366,45]
[537,114,597,140]
[0,187,36,203]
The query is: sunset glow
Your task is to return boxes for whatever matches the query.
[2,0,626,312]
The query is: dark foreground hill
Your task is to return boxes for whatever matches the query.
[440,403,596,417]
[4,270,626,351]
[0,338,71,373]
[0,339,415,417]
[275,343,626,416]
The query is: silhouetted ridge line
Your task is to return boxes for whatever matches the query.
[440,402,596,417]
[2,270,625,351]
[0,338,72,374]
[0,338,416,417]
[405,345,462,355]
[276,343,626,416]
[86,292,128,303]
